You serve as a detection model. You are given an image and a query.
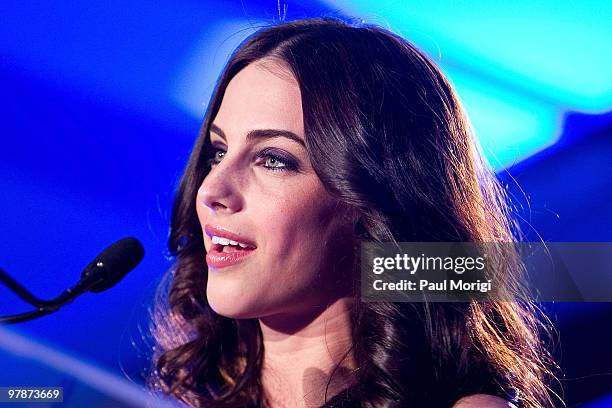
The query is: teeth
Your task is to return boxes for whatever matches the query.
[211,235,250,248]
[211,236,229,245]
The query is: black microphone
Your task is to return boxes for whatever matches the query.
[0,237,144,324]
[80,237,145,293]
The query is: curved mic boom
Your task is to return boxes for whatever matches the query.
[0,237,144,325]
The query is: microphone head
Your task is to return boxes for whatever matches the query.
[81,237,145,293]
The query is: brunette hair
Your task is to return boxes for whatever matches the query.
[148,17,560,407]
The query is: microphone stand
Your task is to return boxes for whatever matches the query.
[0,266,103,325]
[0,237,144,325]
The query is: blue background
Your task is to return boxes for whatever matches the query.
[0,1,610,406]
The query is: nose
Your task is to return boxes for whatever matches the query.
[198,159,244,214]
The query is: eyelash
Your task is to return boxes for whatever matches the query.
[206,147,297,173]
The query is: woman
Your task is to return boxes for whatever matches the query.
[148,18,559,407]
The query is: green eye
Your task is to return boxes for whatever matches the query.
[214,150,225,162]
[264,156,285,168]
[255,148,298,173]
[206,148,225,168]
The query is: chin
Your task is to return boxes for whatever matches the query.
[209,306,253,319]
[208,299,254,319]
[206,288,262,319]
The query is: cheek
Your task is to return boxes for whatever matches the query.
[196,200,207,225]
[262,193,340,275]
[195,206,207,239]
[195,188,211,226]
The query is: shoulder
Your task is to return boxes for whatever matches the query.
[452,394,518,408]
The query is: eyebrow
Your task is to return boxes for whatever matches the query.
[208,123,305,147]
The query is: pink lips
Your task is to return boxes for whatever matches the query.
[204,224,256,269]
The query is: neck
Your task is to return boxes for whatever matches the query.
[259,296,357,407]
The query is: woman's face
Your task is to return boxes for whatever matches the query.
[196,59,355,319]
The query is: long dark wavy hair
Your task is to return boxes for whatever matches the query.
[148,18,560,408]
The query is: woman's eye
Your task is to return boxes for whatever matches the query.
[214,150,225,162]
[207,148,225,167]
[206,147,298,173]
[263,155,286,169]
[256,149,298,173]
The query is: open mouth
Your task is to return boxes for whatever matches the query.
[205,231,257,269]
[211,235,256,253]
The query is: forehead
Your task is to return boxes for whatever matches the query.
[212,60,304,139]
